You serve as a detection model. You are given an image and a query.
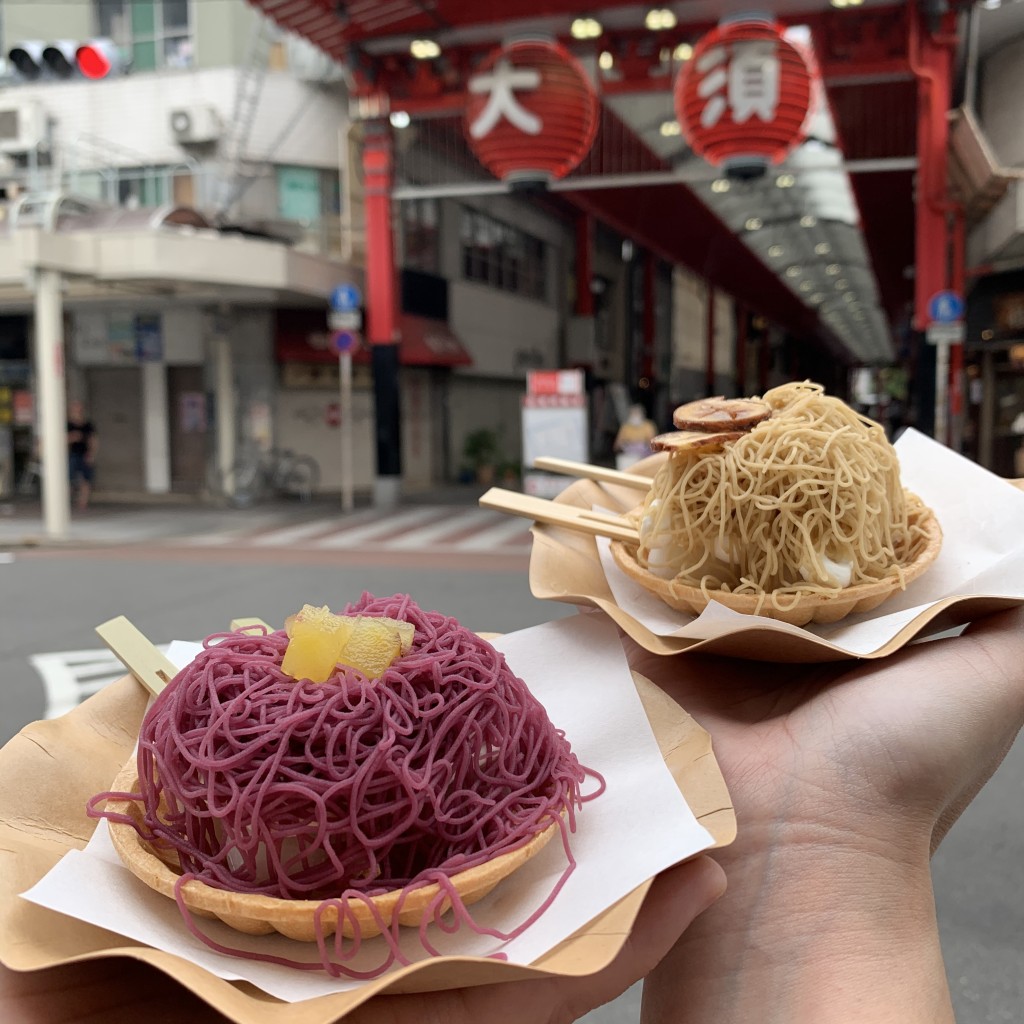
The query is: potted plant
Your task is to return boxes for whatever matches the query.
[498,459,521,488]
[462,427,500,486]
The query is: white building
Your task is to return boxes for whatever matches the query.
[0,0,752,511]
[0,0,364,503]
[0,0,445,504]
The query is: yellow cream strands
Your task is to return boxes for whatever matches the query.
[633,381,932,614]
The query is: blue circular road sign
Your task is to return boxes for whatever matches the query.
[330,283,362,312]
[331,329,360,354]
[927,290,964,324]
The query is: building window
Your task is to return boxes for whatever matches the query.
[276,166,340,220]
[118,167,170,207]
[277,166,322,222]
[460,207,547,301]
[402,198,440,274]
[67,165,192,207]
[96,0,193,72]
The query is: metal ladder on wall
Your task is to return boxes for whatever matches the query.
[214,12,276,220]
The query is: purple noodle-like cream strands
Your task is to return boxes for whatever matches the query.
[89,593,604,977]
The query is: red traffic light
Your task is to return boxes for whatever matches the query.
[7,37,121,79]
[76,43,113,79]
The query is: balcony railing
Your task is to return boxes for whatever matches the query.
[1,159,362,261]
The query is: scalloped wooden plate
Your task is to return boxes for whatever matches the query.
[609,498,944,627]
[104,758,560,941]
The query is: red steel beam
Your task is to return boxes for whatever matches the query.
[362,121,397,344]
[908,4,958,331]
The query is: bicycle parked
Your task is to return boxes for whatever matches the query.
[213,446,320,508]
[15,458,41,499]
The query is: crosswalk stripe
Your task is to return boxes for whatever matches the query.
[163,505,532,555]
[455,517,532,550]
[248,517,349,547]
[315,506,449,548]
[179,531,255,546]
[30,646,171,720]
[385,509,498,550]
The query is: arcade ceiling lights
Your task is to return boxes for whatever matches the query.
[258,0,917,365]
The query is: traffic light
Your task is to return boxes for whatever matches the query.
[7,38,123,81]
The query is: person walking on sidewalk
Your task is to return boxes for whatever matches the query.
[67,400,97,511]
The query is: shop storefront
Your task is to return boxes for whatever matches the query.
[274,308,472,494]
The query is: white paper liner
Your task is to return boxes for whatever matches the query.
[594,429,1024,657]
[21,614,715,1002]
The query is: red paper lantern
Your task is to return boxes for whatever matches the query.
[674,19,813,174]
[464,40,599,183]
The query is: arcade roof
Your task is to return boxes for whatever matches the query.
[248,0,959,364]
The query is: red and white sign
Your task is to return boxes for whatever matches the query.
[526,369,585,396]
[522,393,586,409]
[13,390,33,426]
[674,19,813,169]
[522,368,589,496]
[465,40,599,183]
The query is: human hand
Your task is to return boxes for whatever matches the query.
[0,855,725,1024]
[631,607,1024,1023]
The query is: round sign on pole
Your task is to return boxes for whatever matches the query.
[331,329,360,354]
[329,309,363,332]
[927,290,964,324]
[330,283,362,312]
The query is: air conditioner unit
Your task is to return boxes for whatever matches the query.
[0,100,47,154]
[169,105,221,144]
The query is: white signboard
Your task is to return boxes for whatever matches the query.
[522,395,588,498]
[926,321,965,346]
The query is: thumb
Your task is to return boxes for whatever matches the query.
[557,855,728,1021]
[348,855,726,1024]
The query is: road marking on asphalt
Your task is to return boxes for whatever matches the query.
[29,646,167,720]
[386,509,502,549]
[247,516,348,547]
[315,506,450,548]
[160,506,532,554]
[456,517,534,550]
[178,530,255,546]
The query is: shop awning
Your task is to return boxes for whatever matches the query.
[393,313,472,367]
[275,309,472,367]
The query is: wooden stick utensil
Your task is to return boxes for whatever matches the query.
[230,617,273,632]
[530,456,653,490]
[95,616,178,699]
[479,487,639,543]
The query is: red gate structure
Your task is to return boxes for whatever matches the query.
[247,0,968,475]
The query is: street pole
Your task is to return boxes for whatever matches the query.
[215,333,236,497]
[934,340,949,446]
[339,349,353,512]
[338,124,358,266]
[34,267,70,539]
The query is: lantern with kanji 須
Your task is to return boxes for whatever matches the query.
[674,18,813,176]
[464,39,599,184]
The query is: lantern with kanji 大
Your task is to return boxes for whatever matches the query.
[464,39,599,184]
[673,18,813,176]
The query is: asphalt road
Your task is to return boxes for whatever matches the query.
[1,546,1021,1023]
